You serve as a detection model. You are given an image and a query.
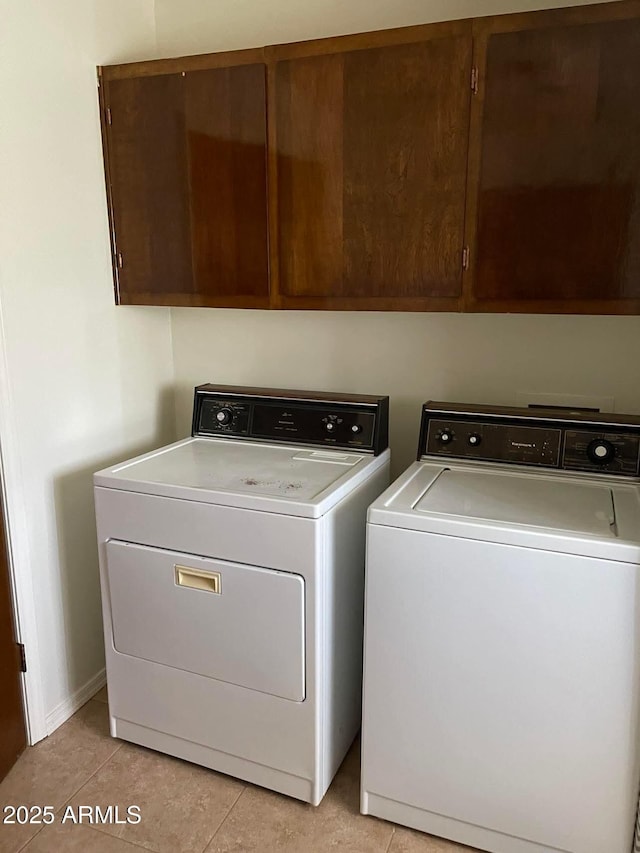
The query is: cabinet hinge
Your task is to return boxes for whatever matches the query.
[106,106,112,125]
[117,252,123,269]
[471,67,479,95]
[462,246,470,270]
[17,643,26,673]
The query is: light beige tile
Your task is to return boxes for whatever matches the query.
[22,822,143,853]
[0,701,120,853]
[0,814,41,853]
[93,686,109,705]
[68,743,243,853]
[389,826,478,853]
[207,739,393,853]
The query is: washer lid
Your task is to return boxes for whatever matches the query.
[414,468,616,537]
[94,437,387,518]
[367,461,640,562]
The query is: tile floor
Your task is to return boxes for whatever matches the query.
[0,689,475,853]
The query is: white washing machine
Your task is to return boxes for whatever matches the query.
[361,401,640,853]
[95,384,389,805]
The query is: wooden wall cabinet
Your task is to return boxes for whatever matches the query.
[99,0,640,314]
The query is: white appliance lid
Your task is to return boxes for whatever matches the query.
[367,461,640,562]
[94,437,384,518]
[414,468,616,537]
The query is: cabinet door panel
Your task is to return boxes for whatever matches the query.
[275,34,472,309]
[275,55,344,298]
[106,74,193,302]
[469,17,640,310]
[185,65,269,301]
[103,65,269,306]
[342,41,470,300]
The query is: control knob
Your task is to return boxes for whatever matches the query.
[468,433,482,447]
[215,407,233,426]
[324,415,339,434]
[587,438,615,465]
[351,424,363,435]
[438,429,454,445]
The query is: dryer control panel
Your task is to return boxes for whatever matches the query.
[419,402,640,477]
[192,384,389,455]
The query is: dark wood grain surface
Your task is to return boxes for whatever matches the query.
[466,10,640,311]
[100,47,266,80]
[342,39,471,300]
[185,65,269,301]
[104,66,269,307]
[105,73,193,303]
[273,29,472,309]
[275,53,344,299]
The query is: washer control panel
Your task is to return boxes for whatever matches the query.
[192,385,389,455]
[427,419,562,467]
[420,402,640,477]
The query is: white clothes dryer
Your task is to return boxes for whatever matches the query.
[361,401,640,853]
[95,384,390,805]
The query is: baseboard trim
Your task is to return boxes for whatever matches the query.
[45,668,106,735]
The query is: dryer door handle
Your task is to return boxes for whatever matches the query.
[174,565,221,595]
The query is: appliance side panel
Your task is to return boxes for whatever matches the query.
[361,524,640,853]
[320,458,391,795]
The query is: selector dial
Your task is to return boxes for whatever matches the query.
[468,433,482,447]
[438,429,454,445]
[215,407,233,426]
[351,424,363,434]
[587,438,615,465]
[324,414,340,434]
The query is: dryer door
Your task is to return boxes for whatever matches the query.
[105,541,305,701]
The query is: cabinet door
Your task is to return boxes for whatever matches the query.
[102,73,192,304]
[271,23,472,310]
[466,4,640,314]
[101,63,269,307]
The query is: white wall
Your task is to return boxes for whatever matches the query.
[170,311,640,476]
[0,0,174,737]
[154,0,616,54]
[156,0,640,476]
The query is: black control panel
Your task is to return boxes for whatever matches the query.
[419,401,640,477]
[426,419,562,467]
[192,384,389,455]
